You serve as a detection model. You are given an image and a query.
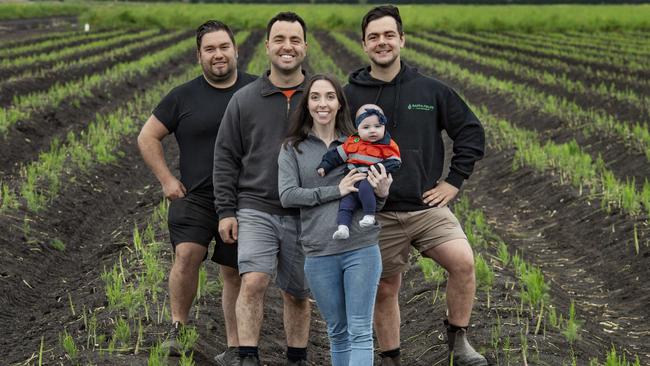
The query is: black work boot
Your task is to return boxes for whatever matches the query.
[379,354,401,366]
[445,320,488,366]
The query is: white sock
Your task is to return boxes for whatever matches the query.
[359,215,376,227]
[332,225,350,240]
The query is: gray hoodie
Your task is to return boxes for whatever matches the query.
[278,133,384,257]
[213,71,306,218]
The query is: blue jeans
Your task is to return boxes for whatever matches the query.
[304,245,382,366]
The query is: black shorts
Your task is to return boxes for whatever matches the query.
[168,194,237,269]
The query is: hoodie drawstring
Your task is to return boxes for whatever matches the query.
[392,74,402,128]
[373,85,384,105]
[371,73,402,128]
[352,62,411,129]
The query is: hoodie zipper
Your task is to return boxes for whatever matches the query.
[286,95,291,117]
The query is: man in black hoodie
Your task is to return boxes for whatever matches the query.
[344,6,487,366]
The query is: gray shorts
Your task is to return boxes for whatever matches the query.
[236,208,309,299]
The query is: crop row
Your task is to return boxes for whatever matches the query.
[0,36,194,134]
[1,29,80,50]
[0,29,129,60]
[437,31,649,92]
[480,105,650,222]
[466,31,648,74]
[484,31,650,66]
[2,30,187,92]
[0,31,251,214]
[414,32,649,116]
[0,29,127,58]
[498,31,650,58]
[453,197,571,363]
[245,40,269,76]
[449,197,641,365]
[307,36,347,82]
[54,198,215,364]
[564,30,650,48]
[0,47,197,212]
[1,28,161,70]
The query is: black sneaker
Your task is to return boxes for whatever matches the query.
[162,321,185,357]
[215,347,241,366]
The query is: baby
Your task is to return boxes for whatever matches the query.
[318,104,401,239]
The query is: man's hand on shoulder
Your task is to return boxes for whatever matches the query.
[218,217,238,244]
[162,177,187,200]
[422,181,459,207]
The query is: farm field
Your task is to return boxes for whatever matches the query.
[1,3,649,366]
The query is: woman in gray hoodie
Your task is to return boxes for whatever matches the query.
[278,74,392,366]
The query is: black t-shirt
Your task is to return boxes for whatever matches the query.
[153,71,257,198]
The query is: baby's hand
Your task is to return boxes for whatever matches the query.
[317,168,325,177]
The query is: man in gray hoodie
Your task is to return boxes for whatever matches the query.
[213,12,310,366]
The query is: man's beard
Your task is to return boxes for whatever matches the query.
[204,63,235,84]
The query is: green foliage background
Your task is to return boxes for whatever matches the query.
[1,2,650,32]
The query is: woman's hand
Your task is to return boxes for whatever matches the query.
[339,169,367,196]
[368,164,393,198]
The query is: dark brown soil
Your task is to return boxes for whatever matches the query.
[463,150,650,364]
[434,31,650,84]
[0,29,157,80]
[0,17,78,46]
[1,29,78,49]
[424,31,650,96]
[412,32,650,125]
[314,30,360,76]
[497,31,650,61]
[4,25,649,366]
[0,32,193,179]
[0,16,76,34]
[0,31,191,106]
[319,30,650,364]
[4,29,129,60]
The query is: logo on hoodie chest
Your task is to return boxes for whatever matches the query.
[407,103,435,112]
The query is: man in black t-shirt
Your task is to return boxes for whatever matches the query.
[137,20,255,364]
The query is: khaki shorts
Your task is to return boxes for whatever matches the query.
[377,207,467,278]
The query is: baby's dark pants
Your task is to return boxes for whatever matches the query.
[337,179,376,227]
